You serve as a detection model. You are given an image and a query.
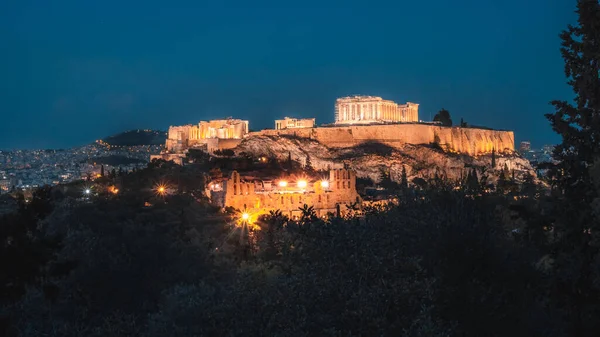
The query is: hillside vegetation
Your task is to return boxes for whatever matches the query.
[101,129,166,146]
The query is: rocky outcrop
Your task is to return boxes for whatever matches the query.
[235,135,535,185]
[251,124,514,156]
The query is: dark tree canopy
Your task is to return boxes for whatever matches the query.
[434,108,453,126]
[544,1,600,336]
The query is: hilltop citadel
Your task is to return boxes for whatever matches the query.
[151,95,517,218]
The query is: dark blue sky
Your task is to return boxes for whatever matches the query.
[0,0,575,149]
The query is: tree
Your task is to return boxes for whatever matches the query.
[287,152,293,171]
[466,168,480,193]
[400,165,408,189]
[100,165,105,177]
[433,108,453,126]
[491,148,496,169]
[305,154,313,172]
[209,167,223,180]
[544,2,600,335]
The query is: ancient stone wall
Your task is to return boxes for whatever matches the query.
[251,124,514,155]
[205,138,243,153]
[209,169,360,218]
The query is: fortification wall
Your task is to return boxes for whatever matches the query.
[251,124,514,155]
[204,138,244,153]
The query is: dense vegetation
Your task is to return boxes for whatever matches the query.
[0,160,559,337]
[102,130,166,146]
[0,2,598,336]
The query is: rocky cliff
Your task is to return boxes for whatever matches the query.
[235,134,535,184]
[252,124,514,156]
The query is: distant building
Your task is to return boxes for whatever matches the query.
[0,179,11,194]
[275,117,316,130]
[334,95,419,124]
[542,144,554,154]
[519,141,531,152]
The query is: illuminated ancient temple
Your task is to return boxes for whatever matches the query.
[334,95,419,124]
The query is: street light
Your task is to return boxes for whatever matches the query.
[155,184,168,196]
[320,180,329,188]
[297,180,307,188]
[242,212,250,221]
[84,189,91,195]
[278,180,288,188]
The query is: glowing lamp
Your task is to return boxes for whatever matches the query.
[278,181,288,187]
[158,187,165,193]
[320,180,329,188]
[242,212,250,220]
[297,180,307,188]
[84,189,91,195]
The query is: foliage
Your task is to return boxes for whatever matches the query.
[433,109,453,127]
[543,2,600,335]
[102,129,166,146]
[213,149,235,157]
[401,165,408,189]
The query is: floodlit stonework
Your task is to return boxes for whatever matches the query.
[253,123,514,156]
[165,118,249,153]
[335,95,419,124]
[206,169,360,218]
[275,117,316,130]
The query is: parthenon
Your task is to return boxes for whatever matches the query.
[334,95,419,124]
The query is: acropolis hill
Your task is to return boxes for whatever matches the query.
[154,95,532,208]
[158,95,515,159]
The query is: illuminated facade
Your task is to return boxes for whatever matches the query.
[334,95,419,124]
[165,118,249,152]
[206,169,360,218]
[275,117,316,130]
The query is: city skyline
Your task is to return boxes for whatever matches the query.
[1,0,575,150]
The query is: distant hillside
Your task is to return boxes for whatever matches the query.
[100,129,166,146]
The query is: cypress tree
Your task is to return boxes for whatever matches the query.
[287,152,293,171]
[305,155,313,172]
[400,165,408,189]
[100,165,104,177]
[544,2,600,335]
[491,148,496,169]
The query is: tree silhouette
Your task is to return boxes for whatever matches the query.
[100,165,105,177]
[491,148,496,169]
[433,108,453,126]
[544,2,600,335]
[400,165,408,189]
[305,154,313,172]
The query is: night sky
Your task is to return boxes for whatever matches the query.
[0,0,576,150]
